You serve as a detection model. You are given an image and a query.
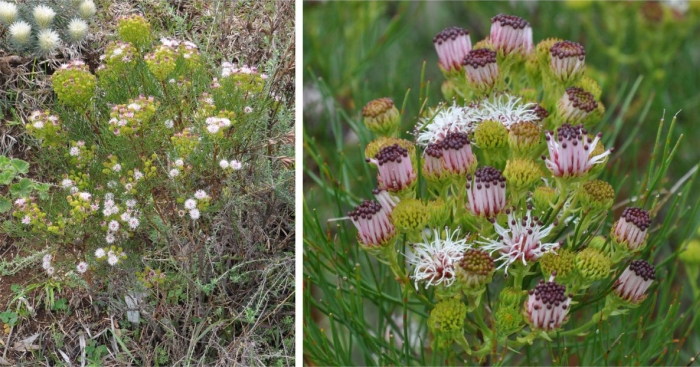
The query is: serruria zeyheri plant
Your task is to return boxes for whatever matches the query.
[2,14,290,301]
[303,12,700,366]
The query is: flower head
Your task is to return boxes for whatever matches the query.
[0,1,18,24]
[557,87,600,125]
[189,208,201,220]
[575,248,611,281]
[230,160,242,170]
[433,27,472,72]
[490,14,533,56]
[367,144,416,192]
[95,248,106,258]
[406,228,470,289]
[613,260,655,303]
[169,168,180,178]
[456,249,495,290]
[544,123,611,178]
[549,41,586,82]
[78,0,97,19]
[8,21,32,44]
[184,198,197,210]
[33,5,56,29]
[428,298,468,347]
[362,97,401,136]
[391,199,430,235]
[107,254,119,266]
[76,262,88,274]
[525,275,572,330]
[424,132,477,179]
[37,29,61,52]
[479,206,559,274]
[465,166,506,218]
[219,159,230,169]
[128,217,140,230]
[462,48,499,93]
[611,207,651,251]
[348,200,396,248]
[503,158,542,193]
[67,18,89,42]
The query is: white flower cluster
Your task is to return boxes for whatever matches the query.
[205,116,232,134]
[102,194,140,244]
[219,159,243,170]
[4,1,96,51]
[42,253,55,275]
[160,37,199,58]
[8,21,31,44]
[183,190,209,220]
[94,247,125,266]
[416,94,539,146]
[28,110,59,130]
[220,62,268,79]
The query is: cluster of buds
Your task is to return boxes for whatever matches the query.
[51,60,97,111]
[67,191,98,223]
[98,41,138,74]
[12,197,47,229]
[160,38,202,70]
[116,14,151,50]
[25,110,62,148]
[136,266,166,288]
[219,62,268,95]
[108,95,159,136]
[171,128,200,158]
[362,98,401,136]
[65,140,95,168]
[144,41,181,81]
[549,41,586,83]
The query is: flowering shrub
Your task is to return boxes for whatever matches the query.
[0,12,293,363]
[304,11,699,365]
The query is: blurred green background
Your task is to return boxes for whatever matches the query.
[303,1,700,365]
